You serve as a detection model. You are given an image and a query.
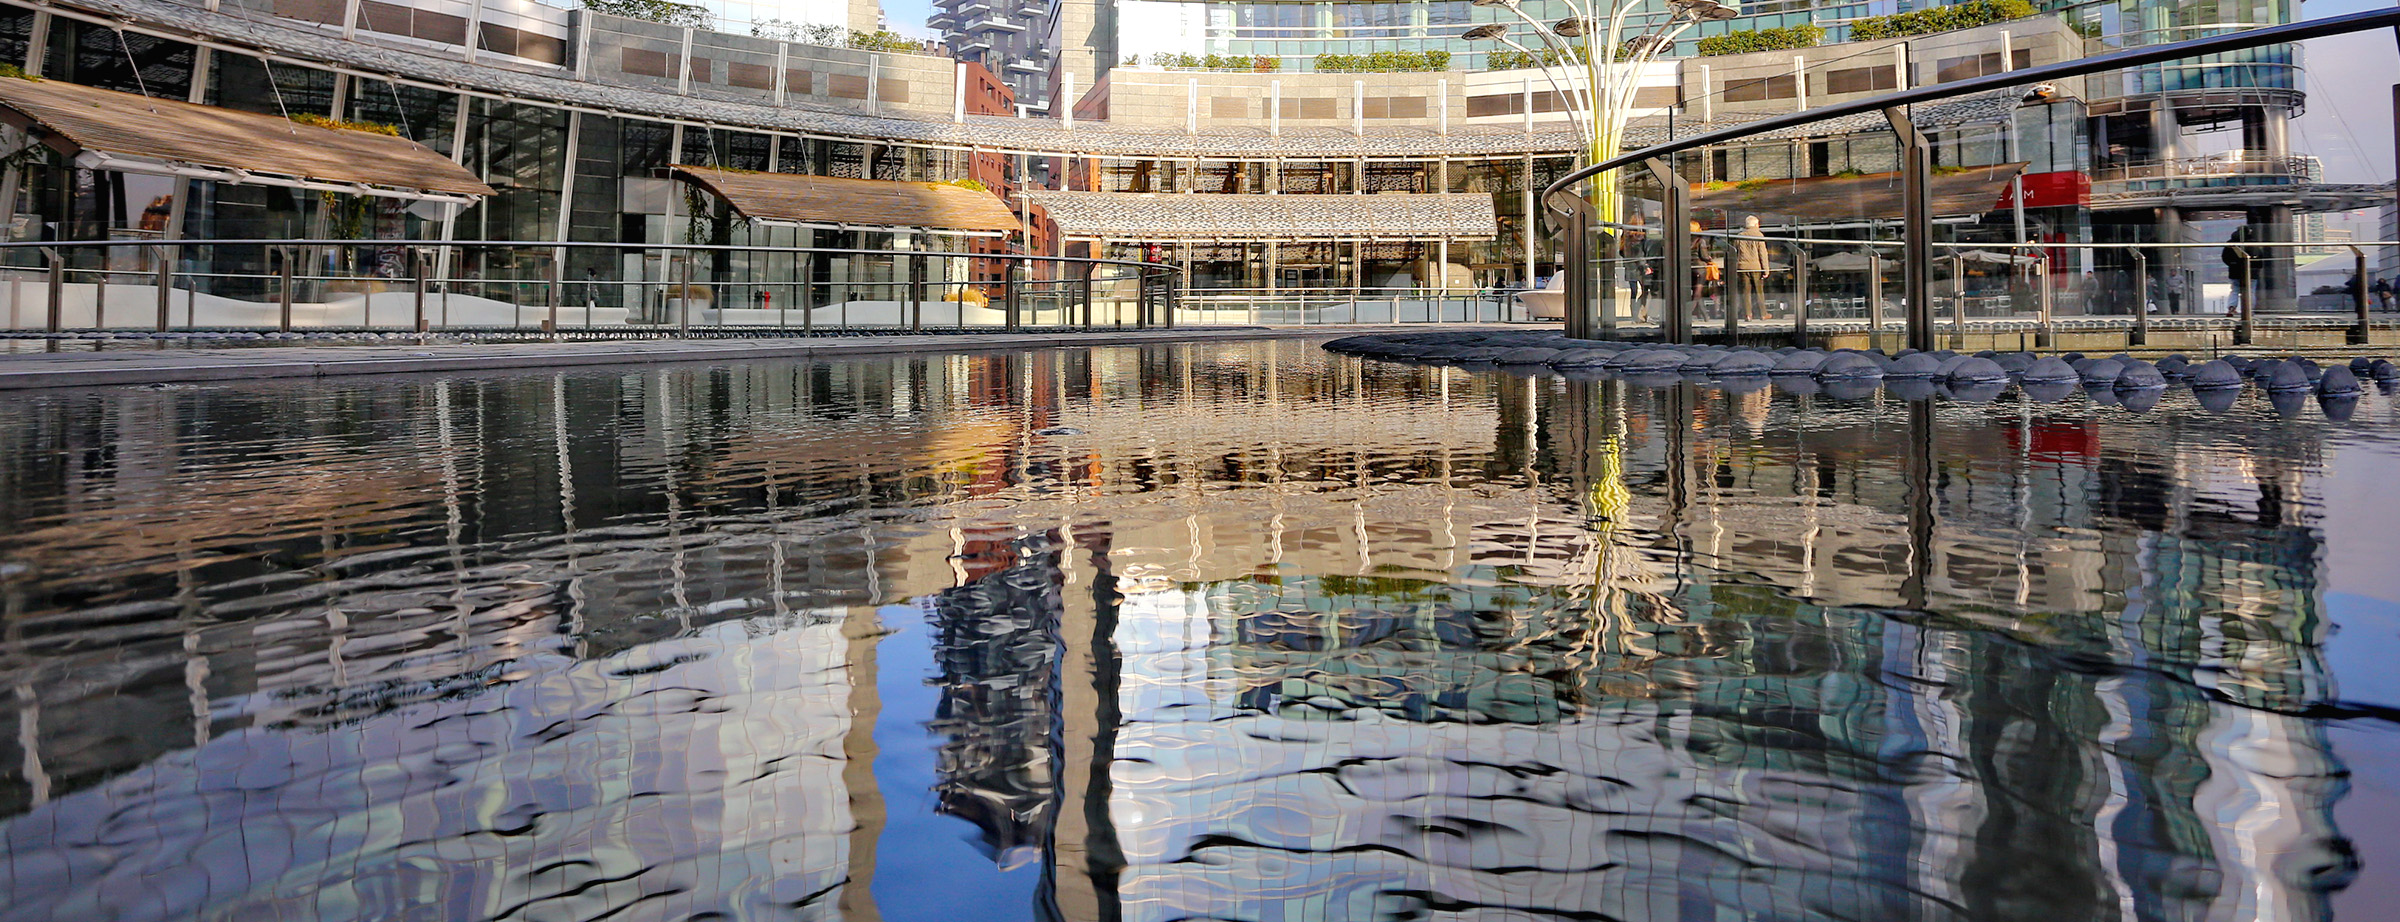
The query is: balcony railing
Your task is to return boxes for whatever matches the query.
[2090,153,2313,187]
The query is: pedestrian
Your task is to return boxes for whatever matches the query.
[2374,276,2394,312]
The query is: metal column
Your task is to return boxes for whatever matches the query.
[413,248,428,337]
[276,247,294,333]
[910,254,926,332]
[1561,201,1590,339]
[1644,157,1691,344]
[40,247,59,333]
[2354,246,2374,345]
[1078,263,1093,328]
[1885,106,1935,353]
[2130,249,2149,347]
[153,246,172,333]
[1004,261,1022,331]
[2235,251,2254,345]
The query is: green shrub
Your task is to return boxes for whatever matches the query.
[1693,24,1825,56]
[582,0,711,29]
[846,29,923,52]
[1482,45,1587,71]
[1313,50,1452,73]
[1848,0,2036,41]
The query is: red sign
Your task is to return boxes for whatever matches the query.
[1996,171,2091,210]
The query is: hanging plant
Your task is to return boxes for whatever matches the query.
[288,113,403,136]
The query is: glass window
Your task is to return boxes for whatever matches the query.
[42,22,196,99]
[208,55,336,117]
[346,80,460,152]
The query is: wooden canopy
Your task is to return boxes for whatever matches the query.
[672,166,1022,233]
[1688,164,2027,226]
[0,75,492,202]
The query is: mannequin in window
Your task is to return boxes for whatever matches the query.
[1731,214,1772,322]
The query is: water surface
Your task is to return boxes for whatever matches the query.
[3,340,2399,921]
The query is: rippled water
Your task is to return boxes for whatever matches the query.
[5,340,2400,921]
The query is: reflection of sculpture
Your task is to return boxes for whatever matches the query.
[1731,214,1771,321]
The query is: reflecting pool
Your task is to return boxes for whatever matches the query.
[3,340,2400,921]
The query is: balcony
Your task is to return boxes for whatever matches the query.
[2090,152,2311,189]
[967,16,1024,31]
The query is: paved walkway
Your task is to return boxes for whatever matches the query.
[0,325,1487,390]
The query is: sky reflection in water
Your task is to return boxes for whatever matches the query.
[1,340,2398,921]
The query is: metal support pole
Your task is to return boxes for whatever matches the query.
[1885,107,1935,353]
[2235,252,2254,345]
[1163,269,1177,329]
[2130,249,2149,347]
[547,259,562,341]
[1079,263,1093,328]
[277,247,294,333]
[1004,261,1022,331]
[40,247,59,333]
[1724,242,1743,344]
[413,248,428,337]
[1644,157,1691,344]
[676,249,690,338]
[153,246,172,333]
[1789,242,1810,346]
[1867,250,1885,351]
[2037,256,2055,349]
[1949,253,1965,346]
[801,253,815,333]
[910,253,926,332]
[2352,244,2371,345]
[1562,205,1589,339]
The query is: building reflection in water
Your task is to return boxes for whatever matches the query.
[0,342,2377,921]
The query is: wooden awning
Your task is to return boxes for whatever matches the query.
[672,166,1021,234]
[1688,164,2027,226]
[0,75,492,202]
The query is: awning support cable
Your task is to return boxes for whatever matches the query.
[111,28,156,113]
[260,56,295,133]
[384,78,412,140]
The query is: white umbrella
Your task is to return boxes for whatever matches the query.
[1810,251,1881,271]
[1955,249,2041,266]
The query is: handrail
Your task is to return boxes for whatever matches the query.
[0,238,1182,275]
[1540,6,2400,218]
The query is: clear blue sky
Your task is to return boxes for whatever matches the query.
[883,0,934,37]
[2293,0,2397,183]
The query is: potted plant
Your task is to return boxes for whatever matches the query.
[663,283,713,323]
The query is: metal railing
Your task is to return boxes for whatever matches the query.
[0,239,1184,338]
[2090,153,2314,186]
[1169,287,1527,325]
[1539,6,2400,351]
[1576,234,2398,349]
